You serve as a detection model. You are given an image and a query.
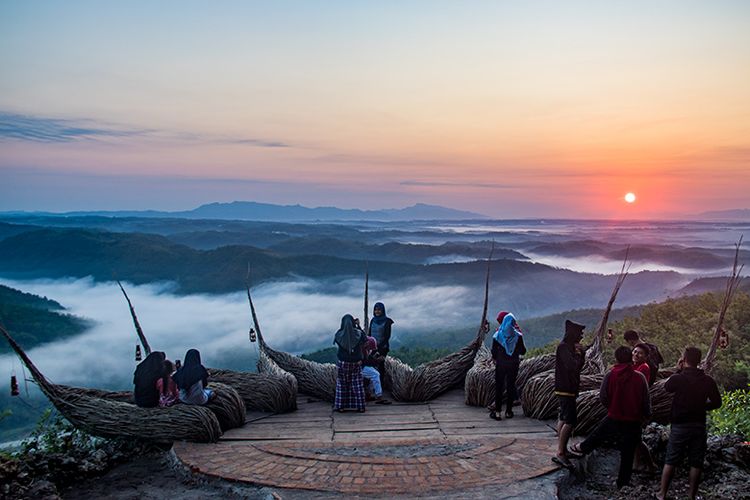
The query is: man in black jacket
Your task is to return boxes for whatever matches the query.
[553,319,587,467]
[657,346,722,500]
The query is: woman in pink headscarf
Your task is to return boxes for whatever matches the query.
[489,311,526,420]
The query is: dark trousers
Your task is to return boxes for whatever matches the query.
[494,362,519,413]
[580,417,641,488]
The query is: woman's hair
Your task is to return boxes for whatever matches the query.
[161,360,174,394]
[634,342,650,355]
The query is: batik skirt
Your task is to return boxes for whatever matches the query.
[334,360,365,411]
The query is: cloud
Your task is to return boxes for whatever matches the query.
[0,112,149,143]
[0,111,290,147]
[401,180,522,189]
[0,277,475,390]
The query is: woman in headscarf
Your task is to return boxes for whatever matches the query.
[133,351,166,408]
[490,312,526,420]
[333,314,367,412]
[368,302,394,358]
[172,349,214,405]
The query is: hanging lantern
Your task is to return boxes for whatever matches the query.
[606,328,614,344]
[719,329,729,349]
[249,328,257,343]
[135,344,142,361]
[10,374,19,396]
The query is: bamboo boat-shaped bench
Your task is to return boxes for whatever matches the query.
[1,325,244,443]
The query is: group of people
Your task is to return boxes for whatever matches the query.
[551,322,722,499]
[332,302,393,412]
[133,348,215,408]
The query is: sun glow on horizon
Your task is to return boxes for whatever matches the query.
[624,192,637,203]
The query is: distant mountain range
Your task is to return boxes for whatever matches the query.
[691,208,750,221]
[1,201,488,222]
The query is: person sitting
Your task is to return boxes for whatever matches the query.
[333,314,367,413]
[172,349,215,405]
[570,345,651,489]
[156,359,179,407]
[133,351,166,408]
[361,331,391,405]
[490,311,526,420]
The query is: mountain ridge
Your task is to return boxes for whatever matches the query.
[0,201,488,222]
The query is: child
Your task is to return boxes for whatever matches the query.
[156,359,179,407]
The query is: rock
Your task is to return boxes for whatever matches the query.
[25,479,60,500]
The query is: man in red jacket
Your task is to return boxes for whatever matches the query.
[570,345,651,488]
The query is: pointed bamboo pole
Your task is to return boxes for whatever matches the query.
[703,236,744,375]
[117,280,151,356]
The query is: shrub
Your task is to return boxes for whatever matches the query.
[709,385,750,439]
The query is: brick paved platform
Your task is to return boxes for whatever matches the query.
[173,389,560,495]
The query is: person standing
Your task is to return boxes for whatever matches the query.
[490,311,526,420]
[632,343,652,384]
[624,330,664,385]
[368,302,394,358]
[553,320,587,467]
[570,346,651,488]
[333,314,367,413]
[657,347,722,500]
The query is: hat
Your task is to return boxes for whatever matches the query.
[565,319,585,336]
[496,311,509,323]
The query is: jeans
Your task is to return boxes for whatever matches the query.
[362,366,382,397]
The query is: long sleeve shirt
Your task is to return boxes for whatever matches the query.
[599,363,651,422]
[665,367,722,425]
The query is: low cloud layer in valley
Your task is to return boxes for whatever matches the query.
[0,277,478,391]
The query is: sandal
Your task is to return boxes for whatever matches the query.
[567,444,584,458]
[489,411,502,421]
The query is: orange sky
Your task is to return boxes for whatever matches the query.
[1,1,749,218]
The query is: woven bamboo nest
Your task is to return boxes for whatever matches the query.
[257,331,337,402]
[464,350,556,407]
[520,371,603,421]
[0,325,243,443]
[385,332,485,402]
[209,367,297,413]
[118,280,297,413]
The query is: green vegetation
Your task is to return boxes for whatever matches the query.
[18,409,97,455]
[0,284,90,353]
[605,291,750,389]
[710,386,750,439]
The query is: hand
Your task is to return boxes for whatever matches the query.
[481,320,490,334]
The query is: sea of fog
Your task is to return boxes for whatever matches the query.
[0,277,479,391]
[388,219,750,248]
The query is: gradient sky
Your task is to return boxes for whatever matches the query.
[1,1,749,218]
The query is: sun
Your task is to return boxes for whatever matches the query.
[624,192,636,203]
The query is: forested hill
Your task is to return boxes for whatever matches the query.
[0,285,90,353]
[0,227,689,316]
